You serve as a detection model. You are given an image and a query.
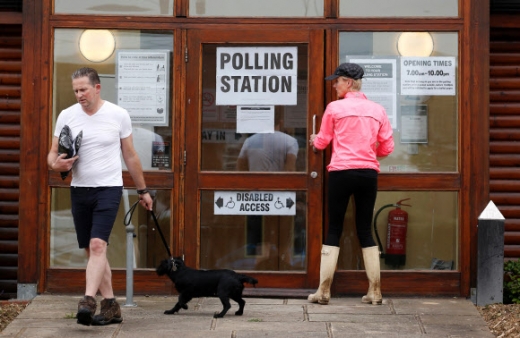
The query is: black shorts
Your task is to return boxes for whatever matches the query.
[70,186,123,249]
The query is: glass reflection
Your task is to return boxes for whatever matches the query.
[340,0,457,17]
[237,110,299,172]
[339,32,459,173]
[201,45,308,172]
[55,0,173,15]
[200,191,307,271]
[336,191,458,271]
[50,188,171,268]
[53,29,174,171]
[189,0,323,17]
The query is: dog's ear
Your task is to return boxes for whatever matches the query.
[156,259,169,276]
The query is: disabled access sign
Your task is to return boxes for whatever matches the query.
[214,191,296,216]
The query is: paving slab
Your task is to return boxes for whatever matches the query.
[116,330,230,338]
[307,303,393,316]
[331,320,424,336]
[420,314,495,337]
[0,295,495,338]
[1,325,117,338]
[392,297,479,315]
[234,330,329,338]
[311,313,417,324]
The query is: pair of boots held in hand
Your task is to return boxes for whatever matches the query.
[308,245,382,305]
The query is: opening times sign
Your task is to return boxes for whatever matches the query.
[214,191,296,216]
[401,57,456,96]
[216,47,298,106]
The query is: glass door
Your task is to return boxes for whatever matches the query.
[184,29,325,289]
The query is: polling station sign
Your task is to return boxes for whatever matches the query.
[214,191,296,216]
[216,47,298,106]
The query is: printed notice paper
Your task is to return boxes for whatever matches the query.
[401,57,456,96]
[236,106,275,133]
[116,50,170,126]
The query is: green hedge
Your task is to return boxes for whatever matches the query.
[504,259,520,304]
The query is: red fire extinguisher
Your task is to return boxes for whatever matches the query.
[373,198,411,267]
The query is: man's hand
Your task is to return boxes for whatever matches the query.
[139,192,154,211]
[51,153,78,171]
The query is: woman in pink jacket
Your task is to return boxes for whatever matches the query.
[309,63,394,306]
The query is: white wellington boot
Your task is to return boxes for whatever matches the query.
[308,245,340,305]
[361,246,382,305]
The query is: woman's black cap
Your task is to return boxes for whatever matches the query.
[325,63,364,80]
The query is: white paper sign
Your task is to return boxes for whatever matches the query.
[214,191,296,215]
[400,57,456,96]
[349,58,397,129]
[116,50,170,126]
[237,106,274,133]
[216,47,298,106]
[400,105,428,143]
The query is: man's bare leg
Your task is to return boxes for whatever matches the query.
[82,238,121,326]
[77,238,110,326]
[98,260,114,298]
[85,238,113,298]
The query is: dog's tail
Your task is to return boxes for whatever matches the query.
[238,274,258,287]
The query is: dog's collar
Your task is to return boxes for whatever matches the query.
[169,258,177,272]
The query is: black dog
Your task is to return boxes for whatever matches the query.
[156,257,258,318]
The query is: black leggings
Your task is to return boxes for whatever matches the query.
[324,169,378,248]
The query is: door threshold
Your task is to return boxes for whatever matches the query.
[243,287,315,298]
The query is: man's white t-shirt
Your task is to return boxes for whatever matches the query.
[54,101,132,187]
[238,131,299,171]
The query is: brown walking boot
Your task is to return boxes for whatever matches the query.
[92,298,123,325]
[76,295,97,326]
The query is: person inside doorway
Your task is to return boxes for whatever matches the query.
[236,110,299,172]
[308,63,394,305]
[47,67,153,326]
[237,109,299,261]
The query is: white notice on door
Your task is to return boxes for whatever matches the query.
[214,191,296,215]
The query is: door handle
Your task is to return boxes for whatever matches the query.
[312,115,317,153]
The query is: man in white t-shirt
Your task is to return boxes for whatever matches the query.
[47,67,153,326]
[237,116,299,172]
[236,113,299,257]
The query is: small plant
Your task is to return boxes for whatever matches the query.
[64,312,76,319]
[504,259,520,304]
[248,318,263,322]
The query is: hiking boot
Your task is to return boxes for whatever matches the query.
[76,295,97,326]
[92,298,123,325]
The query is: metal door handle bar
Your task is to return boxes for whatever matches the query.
[312,114,317,153]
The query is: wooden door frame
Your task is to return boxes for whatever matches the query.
[17,0,488,297]
[327,1,489,297]
[41,27,185,295]
[183,27,325,290]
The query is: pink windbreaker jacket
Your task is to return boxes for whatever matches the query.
[313,91,394,173]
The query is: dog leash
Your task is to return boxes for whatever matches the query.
[124,200,172,258]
